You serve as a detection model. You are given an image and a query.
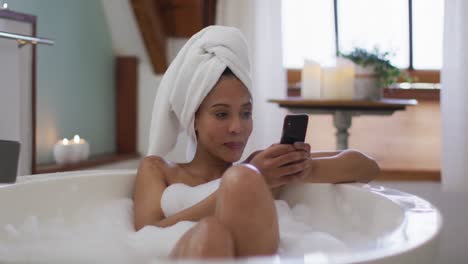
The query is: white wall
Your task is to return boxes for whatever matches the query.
[101,0,161,156]
[441,0,468,192]
[101,0,193,158]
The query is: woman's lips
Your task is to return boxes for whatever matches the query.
[224,142,244,150]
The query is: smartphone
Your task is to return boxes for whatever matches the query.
[279,114,309,144]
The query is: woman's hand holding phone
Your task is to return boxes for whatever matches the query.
[249,143,311,188]
[288,142,313,180]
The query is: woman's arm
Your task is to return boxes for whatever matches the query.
[133,156,218,230]
[303,149,380,183]
[133,156,169,230]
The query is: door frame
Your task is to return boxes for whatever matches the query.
[0,9,37,174]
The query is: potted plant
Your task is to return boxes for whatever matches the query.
[338,47,405,100]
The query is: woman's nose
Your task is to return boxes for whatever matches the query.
[228,117,242,134]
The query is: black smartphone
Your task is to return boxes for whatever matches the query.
[279,114,309,144]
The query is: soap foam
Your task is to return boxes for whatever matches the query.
[0,199,349,263]
[0,199,145,263]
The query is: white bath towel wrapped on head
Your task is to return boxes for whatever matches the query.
[147,26,253,162]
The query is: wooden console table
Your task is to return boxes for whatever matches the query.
[269,98,418,150]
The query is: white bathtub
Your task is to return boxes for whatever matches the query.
[0,170,442,263]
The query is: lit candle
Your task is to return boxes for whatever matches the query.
[301,60,322,99]
[71,134,90,162]
[53,135,90,165]
[53,138,72,165]
[73,135,81,144]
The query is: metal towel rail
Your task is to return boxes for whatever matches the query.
[0,30,54,47]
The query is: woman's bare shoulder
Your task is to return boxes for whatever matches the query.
[138,155,186,183]
[137,156,174,179]
[140,155,178,168]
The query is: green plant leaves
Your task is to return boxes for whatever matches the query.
[337,47,405,88]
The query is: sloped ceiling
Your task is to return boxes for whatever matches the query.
[130,0,217,74]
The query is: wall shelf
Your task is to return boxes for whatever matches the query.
[34,153,140,174]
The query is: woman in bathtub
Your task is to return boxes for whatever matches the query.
[132,26,379,259]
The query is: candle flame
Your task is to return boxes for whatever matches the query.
[73,135,81,144]
[63,138,69,145]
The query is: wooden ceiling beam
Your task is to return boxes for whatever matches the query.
[159,0,217,37]
[160,1,202,37]
[130,0,217,73]
[202,0,217,28]
[130,0,168,74]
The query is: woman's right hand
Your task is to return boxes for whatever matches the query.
[249,143,311,188]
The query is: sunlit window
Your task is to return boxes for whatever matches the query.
[412,0,444,69]
[338,0,409,68]
[282,0,444,71]
[282,0,335,69]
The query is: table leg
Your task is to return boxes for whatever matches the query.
[333,111,352,150]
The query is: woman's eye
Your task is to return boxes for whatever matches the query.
[215,112,228,119]
[241,111,252,119]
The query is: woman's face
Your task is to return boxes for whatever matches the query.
[195,76,253,163]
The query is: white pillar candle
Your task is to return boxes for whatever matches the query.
[321,66,340,99]
[53,138,72,165]
[53,135,90,165]
[301,60,322,99]
[337,58,355,99]
[71,135,90,162]
[321,59,355,99]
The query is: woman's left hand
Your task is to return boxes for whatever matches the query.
[292,142,311,154]
[248,142,312,187]
[283,142,312,182]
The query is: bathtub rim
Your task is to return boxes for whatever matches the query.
[0,170,442,264]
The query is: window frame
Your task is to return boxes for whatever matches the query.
[285,0,441,100]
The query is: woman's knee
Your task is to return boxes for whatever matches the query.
[217,164,274,218]
[220,164,267,194]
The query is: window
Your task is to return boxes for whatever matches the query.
[282,0,444,84]
[412,0,444,69]
[338,0,409,68]
[282,0,336,68]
